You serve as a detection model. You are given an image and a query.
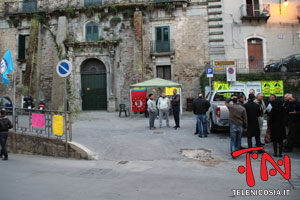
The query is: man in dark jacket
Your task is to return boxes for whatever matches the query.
[284,94,300,152]
[170,89,180,130]
[0,109,13,160]
[244,94,263,152]
[193,93,210,137]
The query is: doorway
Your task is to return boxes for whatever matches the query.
[247,38,263,72]
[81,59,107,110]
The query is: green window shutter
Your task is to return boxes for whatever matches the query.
[86,23,98,41]
[84,0,102,7]
[18,35,26,60]
[155,26,170,52]
[23,0,36,12]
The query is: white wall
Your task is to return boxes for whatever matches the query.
[222,0,300,62]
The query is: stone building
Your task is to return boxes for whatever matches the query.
[208,0,300,73]
[0,0,210,112]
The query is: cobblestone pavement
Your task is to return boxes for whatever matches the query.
[1,111,300,200]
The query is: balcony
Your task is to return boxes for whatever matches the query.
[240,4,270,23]
[150,39,175,57]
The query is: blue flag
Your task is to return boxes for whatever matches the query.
[1,49,15,86]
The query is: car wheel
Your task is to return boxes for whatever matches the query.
[280,65,287,72]
[208,116,217,134]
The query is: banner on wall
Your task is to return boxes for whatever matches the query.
[262,80,284,97]
[131,88,147,112]
[230,81,246,93]
[53,115,64,136]
[214,81,230,91]
[32,113,45,128]
[246,82,262,96]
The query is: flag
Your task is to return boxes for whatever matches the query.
[1,49,15,86]
[131,88,147,112]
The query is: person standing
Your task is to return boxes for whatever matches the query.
[269,99,286,157]
[193,93,210,137]
[283,93,291,138]
[157,92,170,128]
[170,89,180,130]
[0,109,13,160]
[225,96,248,157]
[284,94,300,152]
[265,94,276,143]
[244,94,263,152]
[147,94,157,130]
[255,93,266,145]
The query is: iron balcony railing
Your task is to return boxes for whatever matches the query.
[240,4,270,18]
[150,39,175,55]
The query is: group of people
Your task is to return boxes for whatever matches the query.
[226,90,300,158]
[147,89,180,130]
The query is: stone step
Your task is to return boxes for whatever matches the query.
[209,38,224,42]
[209,31,224,35]
[208,0,222,2]
[208,24,223,28]
[207,5,222,9]
[208,17,223,22]
[208,11,222,15]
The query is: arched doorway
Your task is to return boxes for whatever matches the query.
[81,59,107,110]
[247,38,263,72]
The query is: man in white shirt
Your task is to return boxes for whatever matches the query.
[157,92,171,128]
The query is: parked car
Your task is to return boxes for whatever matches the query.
[206,90,246,133]
[264,54,300,73]
[0,96,13,114]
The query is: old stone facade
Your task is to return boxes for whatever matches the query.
[0,0,210,111]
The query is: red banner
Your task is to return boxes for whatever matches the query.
[131,88,147,112]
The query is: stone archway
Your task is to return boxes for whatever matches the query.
[80,58,107,110]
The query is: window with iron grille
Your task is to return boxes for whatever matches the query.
[157,65,171,80]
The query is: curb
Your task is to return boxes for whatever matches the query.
[68,141,98,160]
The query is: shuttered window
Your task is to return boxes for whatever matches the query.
[18,34,29,60]
[84,0,102,7]
[157,65,171,80]
[86,22,99,41]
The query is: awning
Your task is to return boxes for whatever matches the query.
[130,78,182,88]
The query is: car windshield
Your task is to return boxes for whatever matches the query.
[213,92,244,101]
[283,55,295,62]
[4,97,11,105]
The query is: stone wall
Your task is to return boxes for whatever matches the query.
[7,132,91,160]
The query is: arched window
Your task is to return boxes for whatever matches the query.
[86,22,99,41]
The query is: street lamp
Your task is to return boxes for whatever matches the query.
[283,0,288,7]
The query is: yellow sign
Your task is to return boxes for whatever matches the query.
[214,66,225,71]
[262,80,284,97]
[53,115,64,136]
[165,87,179,96]
[214,81,230,91]
[215,61,235,66]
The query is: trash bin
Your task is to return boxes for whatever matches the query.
[186,98,194,111]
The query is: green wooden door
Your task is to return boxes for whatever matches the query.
[82,74,107,110]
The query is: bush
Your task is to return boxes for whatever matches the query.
[122,9,135,18]
[98,12,108,21]
[103,26,110,32]
[65,8,76,18]
[110,17,121,26]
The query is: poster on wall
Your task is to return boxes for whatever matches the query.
[165,87,179,96]
[230,82,246,93]
[262,80,284,97]
[214,81,230,91]
[246,82,262,96]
